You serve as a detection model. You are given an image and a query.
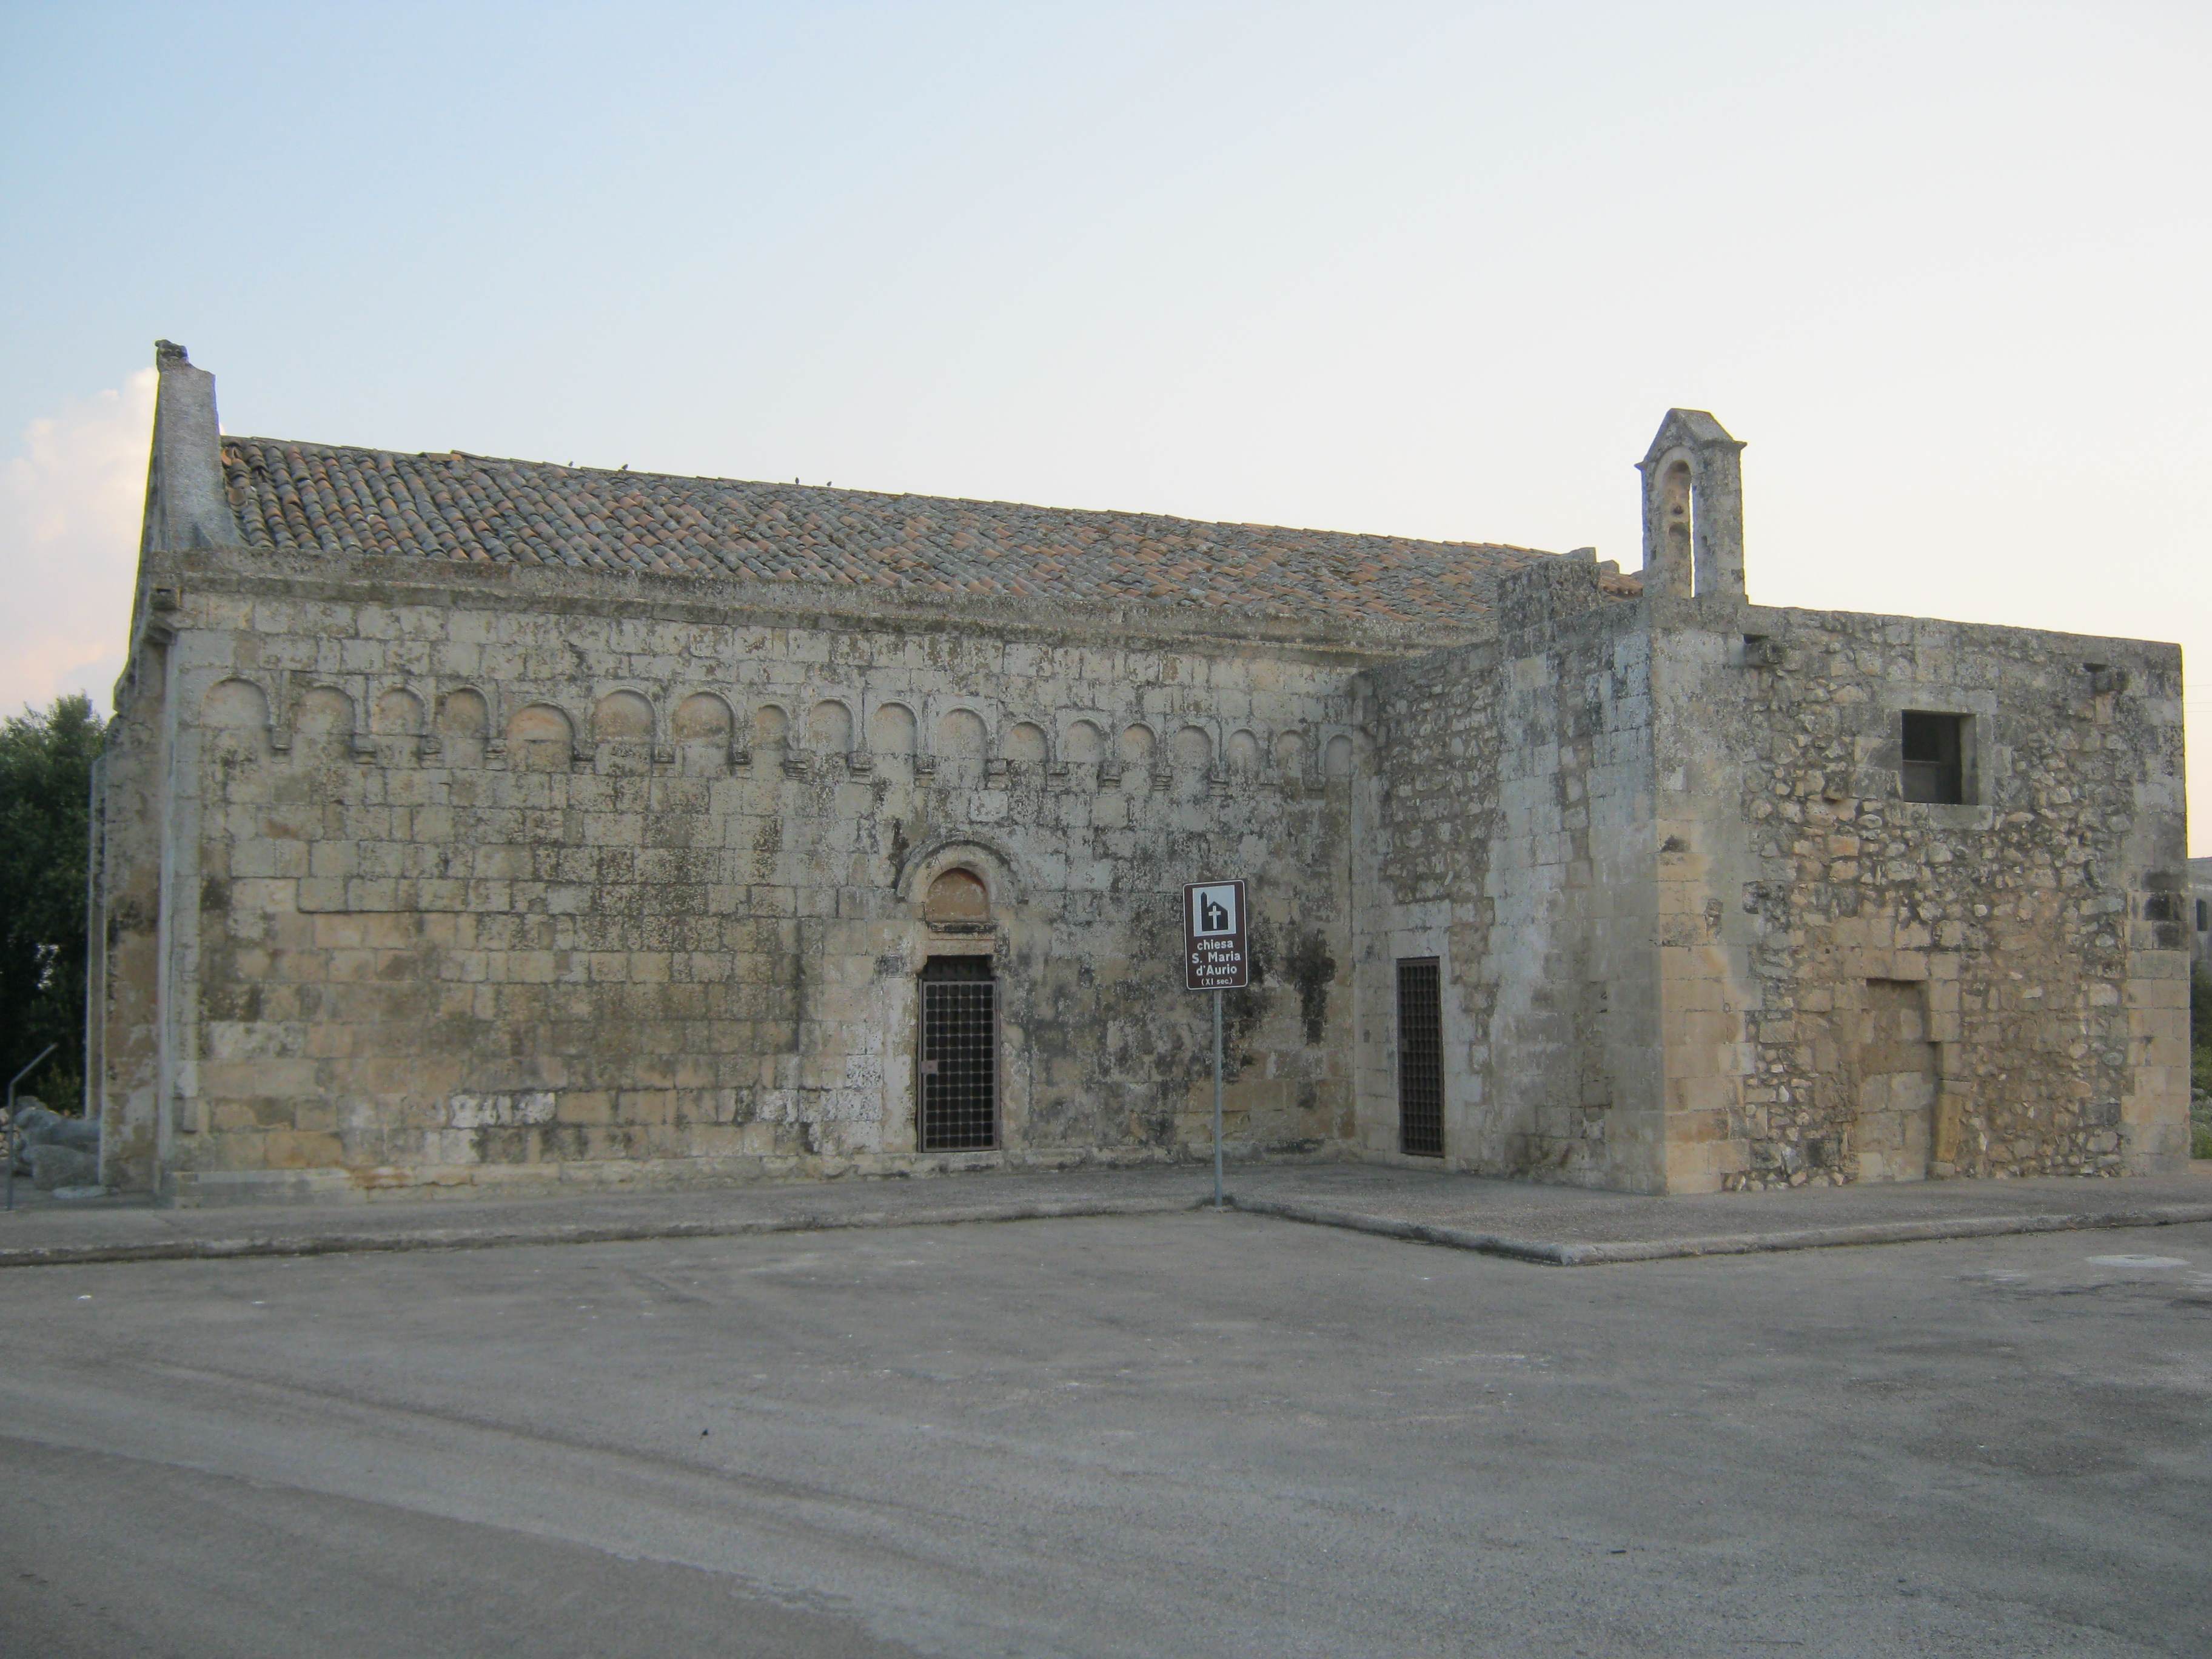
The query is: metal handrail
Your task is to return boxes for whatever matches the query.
[4,1044,58,1213]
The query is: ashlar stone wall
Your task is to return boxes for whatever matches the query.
[95,551,1373,1202]
[1356,556,1666,1190]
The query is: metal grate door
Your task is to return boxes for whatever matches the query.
[1397,958,1444,1158]
[919,957,997,1151]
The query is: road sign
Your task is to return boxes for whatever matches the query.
[1182,879,1248,1210]
[1183,879,1248,991]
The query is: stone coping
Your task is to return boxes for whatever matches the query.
[2,1160,2207,1270]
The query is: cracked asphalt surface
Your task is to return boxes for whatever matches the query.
[2,1213,2207,1657]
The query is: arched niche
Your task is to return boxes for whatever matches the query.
[1004,721,1048,765]
[936,708,987,755]
[1273,730,1305,775]
[1323,733,1355,779]
[935,708,988,784]
[1170,725,1212,769]
[1226,729,1261,776]
[203,677,269,731]
[808,699,854,752]
[1117,723,1156,768]
[372,688,424,737]
[593,689,655,743]
[202,677,271,760]
[508,703,575,771]
[295,686,356,741]
[672,692,734,776]
[438,688,491,767]
[869,703,918,757]
[1064,719,1105,764]
[671,692,733,742]
[438,688,489,737]
[752,703,790,751]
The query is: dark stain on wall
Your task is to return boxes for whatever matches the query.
[1284,928,1337,1046]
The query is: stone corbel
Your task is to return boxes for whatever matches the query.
[846,748,874,776]
[144,586,181,646]
[1149,766,1172,794]
[1207,769,1232,798]
[985,757,1010,784]
[349,731,377,761]
[417,732,442,760]
[1097,759,1123,787]
[914,752,938,781]
[727,743,752,773]
[782,749,814,779]
[652,743,676,768]
[267,670,293,752]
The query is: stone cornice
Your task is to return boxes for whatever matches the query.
[138,543,1488,667]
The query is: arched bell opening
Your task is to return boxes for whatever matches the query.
[1637,409,1746,603]
[1660,457,1694,589]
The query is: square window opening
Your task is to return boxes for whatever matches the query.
[1900,711,1970,805]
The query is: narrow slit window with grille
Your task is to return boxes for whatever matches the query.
[1396,958,1444,1158]
[918,956,997,1151]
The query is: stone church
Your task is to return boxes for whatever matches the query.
[88,342,2193,1204]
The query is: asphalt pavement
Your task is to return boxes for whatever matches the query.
[2,1210,2206,1657]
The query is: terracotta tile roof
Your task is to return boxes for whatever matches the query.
[221,437,1564,630]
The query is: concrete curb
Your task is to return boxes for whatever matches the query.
[1225,1196,1578,1264]
[1227,1194,2212,1265]
[7,1190,2206,1272]
[0,1195,1202,1270]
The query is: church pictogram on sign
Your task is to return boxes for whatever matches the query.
[1182,880,1248,990]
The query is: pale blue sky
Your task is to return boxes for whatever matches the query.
[4,1,2207,846]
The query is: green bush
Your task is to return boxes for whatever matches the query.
[1,695,104,1109]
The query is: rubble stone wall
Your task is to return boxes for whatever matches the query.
[1651,603,2192,1188]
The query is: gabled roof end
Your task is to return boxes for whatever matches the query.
[1638,408,1743,471]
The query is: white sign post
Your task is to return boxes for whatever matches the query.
[1183,880,1248,1210]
